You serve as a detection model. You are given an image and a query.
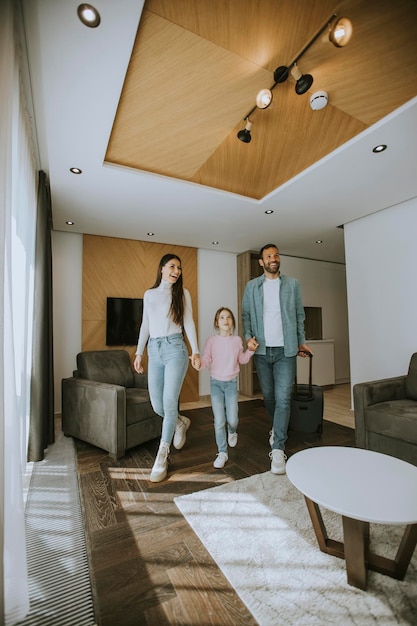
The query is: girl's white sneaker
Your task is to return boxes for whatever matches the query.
[213,452,228,468]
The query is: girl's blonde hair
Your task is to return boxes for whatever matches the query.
[213,307,236,332]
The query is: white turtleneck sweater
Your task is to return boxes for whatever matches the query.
[136,280,199,355]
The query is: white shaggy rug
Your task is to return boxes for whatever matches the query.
[174,472,417,625]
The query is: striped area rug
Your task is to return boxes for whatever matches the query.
[20,428,96,626]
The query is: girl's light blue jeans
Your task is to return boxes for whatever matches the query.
[210,376,238,453]
[147,333,189,445]
[254,347,296,450]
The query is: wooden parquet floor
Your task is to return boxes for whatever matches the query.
[75,386,355,626]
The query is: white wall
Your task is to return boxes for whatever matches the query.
[345,197,417,388]
[279,254,350,383]
[52,231,83,413]
[197,249,237,395]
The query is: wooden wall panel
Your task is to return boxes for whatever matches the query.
[82,235,199,402]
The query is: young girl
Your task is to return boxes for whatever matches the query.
[197,307,257,468]
[134,254,199,482]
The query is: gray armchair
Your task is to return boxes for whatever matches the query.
[62,349,162,458]
[353,353,417,466]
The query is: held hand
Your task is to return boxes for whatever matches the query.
[297,344,313,357]
[190,354,201,370]
[247,336,259,352]
[134,355,144,373]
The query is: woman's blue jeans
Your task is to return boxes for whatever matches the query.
[210,376,238,453]
[254,347,296,450]
[147,333,189,445]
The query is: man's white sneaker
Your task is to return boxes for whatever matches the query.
[213,452,228,469]
[269,449,287,475]
[228,431,238,447]
[173,415,191,449]
[150,442,170,482]
[269,429,274,447]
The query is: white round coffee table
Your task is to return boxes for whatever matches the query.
[286,446,417,589]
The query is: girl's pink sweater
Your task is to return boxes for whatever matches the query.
[200,334,254,381]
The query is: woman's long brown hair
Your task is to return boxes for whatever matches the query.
[152,254,184,325]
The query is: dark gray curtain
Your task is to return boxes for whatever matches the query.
[27,170,54,461]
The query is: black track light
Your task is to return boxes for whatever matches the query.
[237,119,252,143]
[273,66,289,83]
[291,64,313,95]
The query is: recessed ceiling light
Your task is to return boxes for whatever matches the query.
[147,232,154,236]
[70,167,82,174]
[372,144,387,153]
[265,210,274,215]
[66,221,74,226]
[212,241,219,245]
[315,240,323,244]
[77,4,101,28]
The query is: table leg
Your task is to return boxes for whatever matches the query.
[304,496,345,558]
[394,524,417,579]
[303,497,417,590]
[342,516,369,590]
[367,523,417,580]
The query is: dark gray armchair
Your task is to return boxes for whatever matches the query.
[353,353,417,466]
[62,349,162,458]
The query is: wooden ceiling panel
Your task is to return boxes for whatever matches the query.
[302,0,417,124]
[192,84,366,199]
[146,0,337,71]
[105,0,417,199]
[106,10,271,178]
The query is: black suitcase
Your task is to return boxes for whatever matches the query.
[289,354,323,433]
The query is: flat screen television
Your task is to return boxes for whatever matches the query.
[106,297,143,346]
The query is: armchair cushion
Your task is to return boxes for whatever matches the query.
[365,400,417,445]
[125,388,155,426]
[77,349,134,388]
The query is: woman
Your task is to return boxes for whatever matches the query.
[134,253,199,482]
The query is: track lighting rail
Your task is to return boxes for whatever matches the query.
[241,12,340,122]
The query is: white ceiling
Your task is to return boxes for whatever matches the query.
[22,0,417,264]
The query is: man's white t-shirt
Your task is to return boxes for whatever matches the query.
[263,277,284,347]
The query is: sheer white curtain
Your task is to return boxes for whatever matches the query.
[1,0,38,622]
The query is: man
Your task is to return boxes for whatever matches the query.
[242,244,312,474]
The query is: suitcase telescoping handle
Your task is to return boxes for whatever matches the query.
[293,352,313,398]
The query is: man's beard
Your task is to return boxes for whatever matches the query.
[263,261,280,276]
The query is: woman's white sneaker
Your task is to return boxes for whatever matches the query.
[173,415,191,449]
[228,431,238,447]
[213,452,228,468]
[150,442,170,482]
